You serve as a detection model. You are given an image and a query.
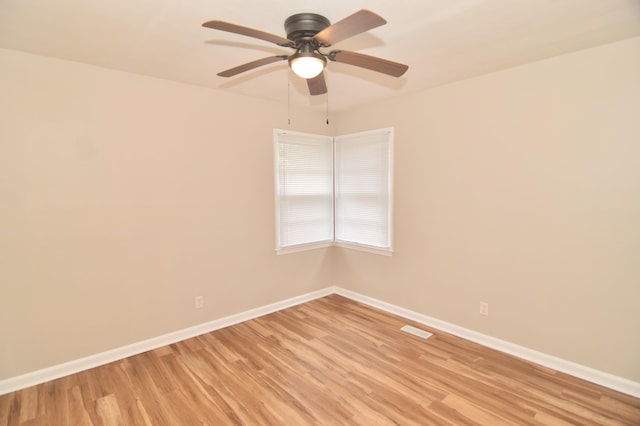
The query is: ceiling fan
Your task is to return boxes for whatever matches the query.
[202,9,408,96]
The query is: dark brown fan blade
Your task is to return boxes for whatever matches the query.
[331,50,408,77]
[307,72,327,96]
[217,56,289,77]
[313,9,386,46]
[203,20,293,47]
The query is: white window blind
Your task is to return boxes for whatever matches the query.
[274,130,333,250]
[334,128,393,250]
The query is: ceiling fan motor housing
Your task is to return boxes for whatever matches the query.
[284,13,330,42]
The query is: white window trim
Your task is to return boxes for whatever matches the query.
[274,129,334,252]
[334,127,394,254]
[274,127,393,256]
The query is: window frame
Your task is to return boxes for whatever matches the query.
[274,127,393,256]
[274,129,334,254]
[333,127,394,256]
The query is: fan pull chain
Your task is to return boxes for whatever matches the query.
[325,73,330,125]
[326,98,329,124]
[287,72,291,126]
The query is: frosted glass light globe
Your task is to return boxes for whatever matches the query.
[290,56,325,79]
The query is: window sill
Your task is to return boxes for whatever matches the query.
[332,241,393,256]
[275,241,333,255]
[276,241,393,256]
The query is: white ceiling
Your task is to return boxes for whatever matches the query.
[1,0,639,112]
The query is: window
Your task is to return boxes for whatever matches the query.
[335,129,393,251]
[274,130,333,250]
[274,128,393,255]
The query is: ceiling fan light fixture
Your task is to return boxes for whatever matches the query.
[289,45,326,79]
[204,9,408,96]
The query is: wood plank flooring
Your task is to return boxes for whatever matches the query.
[1,294,639,425]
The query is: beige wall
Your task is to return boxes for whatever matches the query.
[333,37,640,381]
[0,48,334,379]
[2,36,639,384]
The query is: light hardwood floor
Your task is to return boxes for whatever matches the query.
[1,295,639,425]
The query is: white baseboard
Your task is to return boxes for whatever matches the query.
[2,285,638,399]
[0,287,335,396]
[334,287,640,398]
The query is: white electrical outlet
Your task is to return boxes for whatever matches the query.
[480,301,489,316]
[195,296,204,309]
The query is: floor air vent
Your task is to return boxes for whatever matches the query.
[401,325,433,339]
